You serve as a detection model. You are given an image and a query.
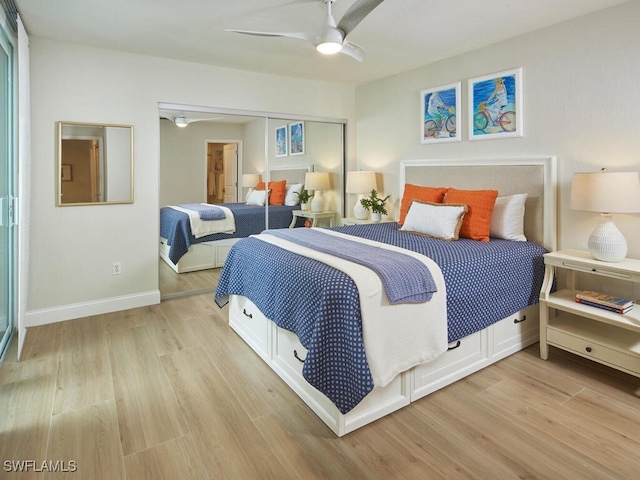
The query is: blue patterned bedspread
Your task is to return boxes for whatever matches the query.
[160,203,301,264]
[265,228,437,304]
[215,222,547,413]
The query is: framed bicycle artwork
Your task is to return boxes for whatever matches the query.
[275,125,288,157]
[420,82,461,144]
[289,121,305,156]
[469,67,523,140]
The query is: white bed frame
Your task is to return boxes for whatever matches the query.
[228,157,557,436]
[160,166,310,273]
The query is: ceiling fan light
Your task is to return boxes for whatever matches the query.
[316,41,343,55]
[174,117,188,128]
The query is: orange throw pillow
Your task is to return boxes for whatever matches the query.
[256,180,286,205]
[444,188,498,242]
[398,184,447,225]
[268,180,286,205]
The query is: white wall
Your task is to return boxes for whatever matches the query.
[355,2,640,260]
[27,37,355,325]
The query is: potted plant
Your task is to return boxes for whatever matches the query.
[360,189,391,222]
[296,189,313,211]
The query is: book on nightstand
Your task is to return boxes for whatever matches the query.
[575,290,633,314]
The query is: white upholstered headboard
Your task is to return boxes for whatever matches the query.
[269,166,309,185]
[399,157,557,251]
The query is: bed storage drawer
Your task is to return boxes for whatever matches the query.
[411,329,488,401]
[274,325,308,379]
[178,242,216,270]
[492,304,540,359]
[214,238,240,267]
[228,295,271,361]
[274,325,411,436]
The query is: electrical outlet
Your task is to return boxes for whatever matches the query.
[112,261,122,275]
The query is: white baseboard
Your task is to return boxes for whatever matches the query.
[25,290,161,327]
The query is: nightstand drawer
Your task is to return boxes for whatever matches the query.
[547,326,640,376]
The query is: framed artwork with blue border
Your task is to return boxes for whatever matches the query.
[289,121,305,156]
[420,82,461,144]
[275,125,288,157]
[469,67,523,140]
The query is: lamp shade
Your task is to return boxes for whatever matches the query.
[242,173,260,188]
[346,171,377,220]
[346,171,377,194]
[570,171,640,213]
[305,172,330,191]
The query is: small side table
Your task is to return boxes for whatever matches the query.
[289,210,335,228]
[539,249,640,377]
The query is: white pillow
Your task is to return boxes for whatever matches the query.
[284,183,304,206]
[246,189,268,206]
[399,200,467,241]
[490,194,528,241]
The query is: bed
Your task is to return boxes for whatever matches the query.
[215,157,557,436]
[159,167,309,273]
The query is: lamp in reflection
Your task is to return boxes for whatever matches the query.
[242,173,260,202]
[305,172,331,213]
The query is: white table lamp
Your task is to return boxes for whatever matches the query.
[305,172,331,212]
[346,171,377,220]
[242,173,260,201]
[570,169,640,262]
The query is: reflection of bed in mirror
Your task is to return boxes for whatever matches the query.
[216,157,557,436]
[159,166,309,273]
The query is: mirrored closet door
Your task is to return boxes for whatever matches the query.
[159,104,345,299]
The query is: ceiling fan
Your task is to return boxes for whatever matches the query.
[227,0,386,62]
[160,113,221,128]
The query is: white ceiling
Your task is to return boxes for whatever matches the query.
[15,0,627,84]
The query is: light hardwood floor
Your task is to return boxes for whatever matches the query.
[159,259,220,300]
[1,295,639,480]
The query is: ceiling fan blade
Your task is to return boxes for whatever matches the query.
[226,29,313,42]
[185,118,222,124]
[337,0,386,37]
[340,41,365,62]
[159,113,176,121]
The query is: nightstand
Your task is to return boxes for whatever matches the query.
[539,249,640,377]
[289,210,335,228]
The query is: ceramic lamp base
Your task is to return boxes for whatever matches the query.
[354,199,369,220]
[588,214,627,262]
[311,193,324,213]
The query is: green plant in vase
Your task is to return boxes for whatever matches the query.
[296,189,313,211]
[360,189,391,222]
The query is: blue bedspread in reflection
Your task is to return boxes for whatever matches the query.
[160,203,300,264]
